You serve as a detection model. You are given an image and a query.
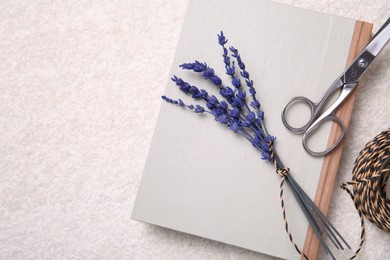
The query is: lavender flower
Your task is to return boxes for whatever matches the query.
[232,77,241,88]
[218,31,241,90]
[243,111,256,127]
[250,100,260,109]
[161,95,174,103]
[217,31,228,46]
[206,95,219,109]
[230,107,240,118]
[165,33,273,160]
[171,76,209,100]
[229,120,241,133]
[229,46,262,114]
[171,76,191,94]
[179,61,208,72]
[162,96,200,113]
[180,61,222,86]
[194,105,205,113]
[219,86,235,103]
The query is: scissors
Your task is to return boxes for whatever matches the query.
[281,17,390,157]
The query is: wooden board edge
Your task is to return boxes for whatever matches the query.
[301,20,373,259]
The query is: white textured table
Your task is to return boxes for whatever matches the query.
[0,0,389,259]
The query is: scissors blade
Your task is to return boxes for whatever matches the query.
[342,17,390,84]
[366,17,390,56]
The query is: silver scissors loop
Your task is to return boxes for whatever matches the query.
[282,17,390,156]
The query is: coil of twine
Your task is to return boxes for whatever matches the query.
[341,128,390,259]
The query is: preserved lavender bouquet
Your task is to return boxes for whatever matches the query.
[162,31,349,260]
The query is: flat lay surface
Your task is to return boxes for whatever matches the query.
[0,0,389,259]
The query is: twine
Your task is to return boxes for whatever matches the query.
[269,128,390,260]
[341,128,390,259]
[269,143,310,260]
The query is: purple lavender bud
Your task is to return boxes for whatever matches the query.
[250,100,260,109]
[223,48,228,57]
[261,143,270,152]
[229,120,241,133]
[190,86,201,98]
[236,55,242,63]
[199,89,208,99]
[178,99,185,106]
[203,68,215,79]
[218,31,228,46]
[238,60,245,70]
[243,112,256,126]
[171,76,192,94]
[219,86,234,102]
[232,77,241,88]
[210,95,219,103]
[265,135,276,143]
[226,66,235,76]
[230,107,240,118]
[206,95,219,109]
[242,120,250,127]
[194,105,205,113]
[171,75,184,85]
[211,76,222,85]
[161,95,173,103]
[261,151,272,161]
[246,79,254,87]
[219,101,228,110]
[237,90,246,101]
[193,61,208,72]
[216,114,228,124]
[252,135,261,147]
[179,63,194,70]
[180,61,208,72]
[206,103,214,110]
[257,111,264,120]
[229,46,238,57]
[249,87,256,96]
[223,56,230,66]
[211,109,221,117]
[163,96,203,112]
[232,97,243,108]
[240,70,249,79]
[181,83,191,93]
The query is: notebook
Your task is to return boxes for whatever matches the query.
[132,0,371,258]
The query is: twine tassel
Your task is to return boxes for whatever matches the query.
[269,143,350,260]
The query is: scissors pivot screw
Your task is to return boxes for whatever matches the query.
[357,58,368,68]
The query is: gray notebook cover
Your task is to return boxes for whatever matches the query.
[132,0,355,258]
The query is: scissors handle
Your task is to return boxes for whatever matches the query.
[281,96,318,134]
[302,114,345,156]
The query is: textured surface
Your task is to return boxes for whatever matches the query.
[0,0,389,259]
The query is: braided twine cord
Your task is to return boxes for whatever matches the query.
[269,128,390,259]
[341,128,390,259]
[269,144,310,260]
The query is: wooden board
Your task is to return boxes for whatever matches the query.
[302,20,373,259]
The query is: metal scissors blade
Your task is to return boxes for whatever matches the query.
[282,17,390,156]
